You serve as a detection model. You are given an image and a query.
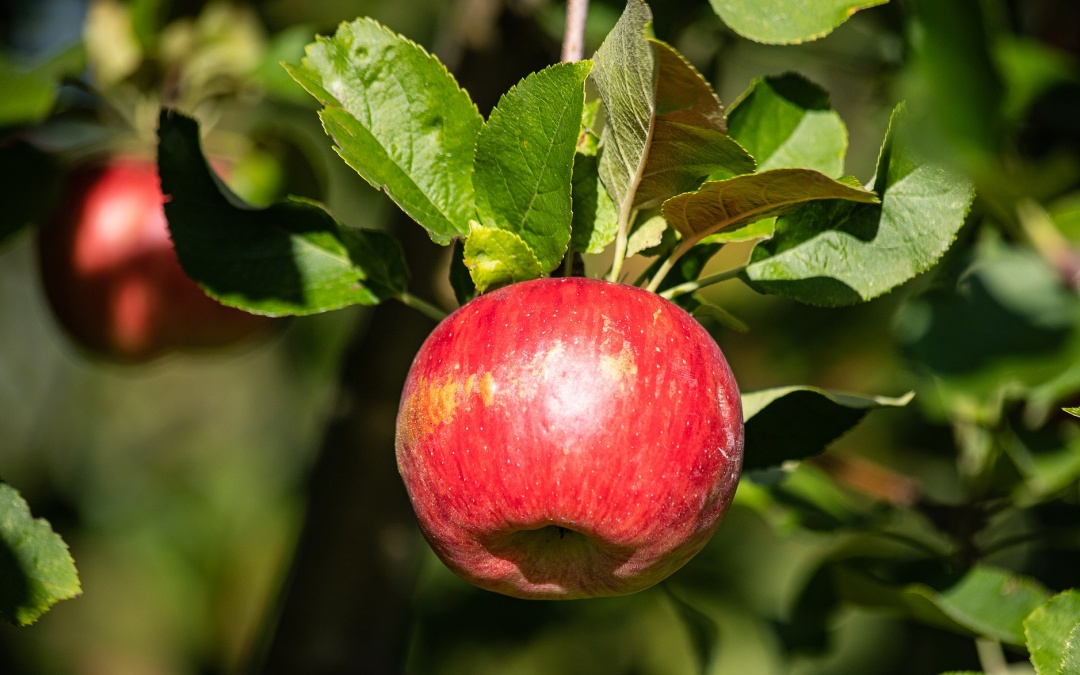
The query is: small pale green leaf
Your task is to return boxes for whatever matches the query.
[700,218,775,244]
[0,482,81,626]
[474,61,591,273]
[744,104,976,306]
[1063,407,1080,419]
[570,153,619,254]
[633,40,754,208]
[285,18,482,244]
[662,168,878,242]
[1025,589,1080,675]
[907,567,1049,645]
[626,213,668,258]
[463,225,543,293]
[742,386,912,471]
[727,73,848,177]
[158,110,408,316]
[710,0,889,45]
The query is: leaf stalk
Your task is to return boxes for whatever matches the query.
[658,265,745,300]
[398,293,449,322]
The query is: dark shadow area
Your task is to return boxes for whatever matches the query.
[0,535,32,625]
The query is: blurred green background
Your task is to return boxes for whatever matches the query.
[2,0,1080,673]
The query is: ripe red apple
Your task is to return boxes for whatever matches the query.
[37,157,270,362]
[396,277,744,599]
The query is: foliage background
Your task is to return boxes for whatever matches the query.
[1,0,1079,673]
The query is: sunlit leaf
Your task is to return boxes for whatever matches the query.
[909,567,1049,645]
[633,41,754,208]
[591,0,752,221]
[727,73,847,177]
[473,61,591,273]
[839,564,1049,645]
[463,225,543,293]
[700,218,774,244]
[0,482,81,626]
[626,213,668,258]
[0,44,84,127]
[1025,589,1080,675]
[570,153,618,254]
[662,169,878,243]
[285,18,482,244]
[158,110,408,316]
[591,0,654,214]
[742,386,913,471]
[744,104,976,306]
[709,0,889,44]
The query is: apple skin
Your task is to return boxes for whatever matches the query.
[37,157,271,362]
[396,277,744,599]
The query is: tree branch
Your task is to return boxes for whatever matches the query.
[561,0,590,63]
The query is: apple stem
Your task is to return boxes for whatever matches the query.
[398,293,448,322]
[561,0,590,63]
[658,266,746,300]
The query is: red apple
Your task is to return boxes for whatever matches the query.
[396,277,744,599]
[37,157,271,362]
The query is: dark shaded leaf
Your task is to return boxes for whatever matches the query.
[158,110,408,315]
[742,386,912,471]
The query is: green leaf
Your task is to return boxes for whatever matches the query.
[1065,627,1080,674]
[0,44,85,127]
[709,0,889,44]
[626,212,668,258]
[910,567,1049,645]
[1025,589,1080,675]
[742,386,912,471]
[662,584,720,673]
[463,225,543,293]
[633,41,755,208]
[662,168,878,243]
[0,482,81,626]
[591,0,753,218]
[473,61,591,274]
[1066,408,1080,419]
[743,104,975,306]
[158,110,408,315]
[727,73,848,177]
[909,0,1004,157]
[894,241,1077,382]
[570,153,618,254]
[838,565,1049,645]
[591,0,654,214]
[285,18,482,244]
[700,218,775,244]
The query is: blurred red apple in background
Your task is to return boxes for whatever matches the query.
[37,157,271,362]
[396,277,744,599]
